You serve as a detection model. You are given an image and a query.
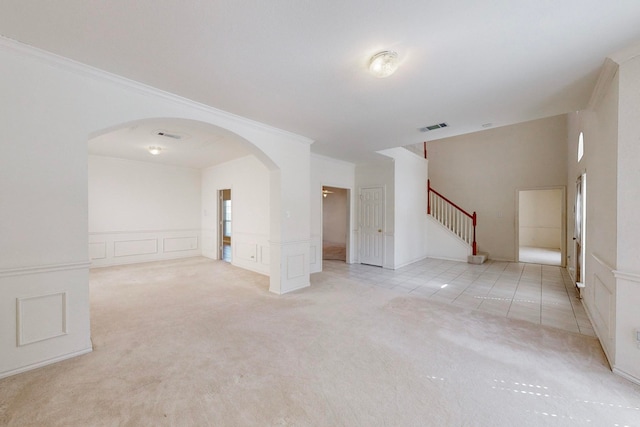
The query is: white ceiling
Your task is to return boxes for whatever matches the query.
[2,1,640,164]
[88,118,252,169]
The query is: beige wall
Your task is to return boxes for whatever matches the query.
[519,189,563,249]
[614,52,640,382]
[427,115,568,261]
[569,48,640,384]
[322,187,348,245]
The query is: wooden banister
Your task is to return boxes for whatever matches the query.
[427,179,477,256]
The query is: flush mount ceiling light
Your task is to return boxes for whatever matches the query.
[148,146,162,155]
[369,50,399,78]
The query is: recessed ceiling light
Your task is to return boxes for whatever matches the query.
[148,146,162,155]
[369,51,399,78]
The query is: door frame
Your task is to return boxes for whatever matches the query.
[514,185,567,267]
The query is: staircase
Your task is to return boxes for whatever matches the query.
[428,179,488,264]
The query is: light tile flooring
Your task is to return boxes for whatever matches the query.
[519,246,561,266]
[322,258,596,337]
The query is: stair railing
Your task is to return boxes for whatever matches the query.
[427,179,477,255]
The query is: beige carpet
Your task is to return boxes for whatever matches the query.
[1,257,639,426]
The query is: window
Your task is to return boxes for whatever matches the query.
[223,200,232,237]
[578,132,584,162]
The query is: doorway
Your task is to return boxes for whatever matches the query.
[359,186,384,267]
[517,188,565,266]
[322,186,349,262]
[219,189,232,262]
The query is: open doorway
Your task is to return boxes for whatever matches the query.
[322,186,349,262]
[517,188,565,266]
[219,189,232,262]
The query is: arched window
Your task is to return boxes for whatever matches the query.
[578,132,584,162]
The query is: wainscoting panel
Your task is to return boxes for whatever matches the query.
[593,274,612,338]
[269,240,310,294]
[309,233,321,274]
[233,232,270,275]
[0,263,92,379]
[114,239,158,257]
[17,292,67,346]
[287,254,306,280]
[587,253,616,366]
[236,242,258,262]
[164,237,198,253]
[89,229,201,267]
[260,245,270,266]
[88,242,106,260]
[201,229,217,259]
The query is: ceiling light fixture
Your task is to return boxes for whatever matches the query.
[369,51,399,78]
[148,146,162,155]
[322,188,334,198]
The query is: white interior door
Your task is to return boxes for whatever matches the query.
[360,187,384,266]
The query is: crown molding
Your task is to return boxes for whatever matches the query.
[586,58,618,111]
[0,36,313,146]
[609,40,640,66]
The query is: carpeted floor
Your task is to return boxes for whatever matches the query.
[1,257,639,426]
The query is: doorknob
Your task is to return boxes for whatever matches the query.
[378,229,382,232]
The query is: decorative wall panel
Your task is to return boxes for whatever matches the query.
[17,292,67,346]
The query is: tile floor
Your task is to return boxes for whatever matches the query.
[518,246,561,266]
[322,258,596,337]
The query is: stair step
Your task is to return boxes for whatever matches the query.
[467,251,489,265]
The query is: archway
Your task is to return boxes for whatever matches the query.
[87,118,277,276]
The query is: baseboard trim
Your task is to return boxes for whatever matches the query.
[613,367,640,386]
[90,253,201,269]
[392,255,430,270]
[0,347,93,379]
[271,282,310,295]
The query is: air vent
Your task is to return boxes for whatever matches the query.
[153,130,182,140]
[419,122,448,132]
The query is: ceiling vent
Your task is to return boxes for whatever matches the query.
[419,122,448,132]
[153,130,183,140]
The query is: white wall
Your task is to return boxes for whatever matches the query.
[0,38,312,378]
[427,115,568,261]
[88,155,202,266]
[201,156,271,275]
[378,148,429,269]
[310,154,356,272]
[518,189,562,249]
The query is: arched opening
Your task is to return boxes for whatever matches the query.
[87,118,278,278]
